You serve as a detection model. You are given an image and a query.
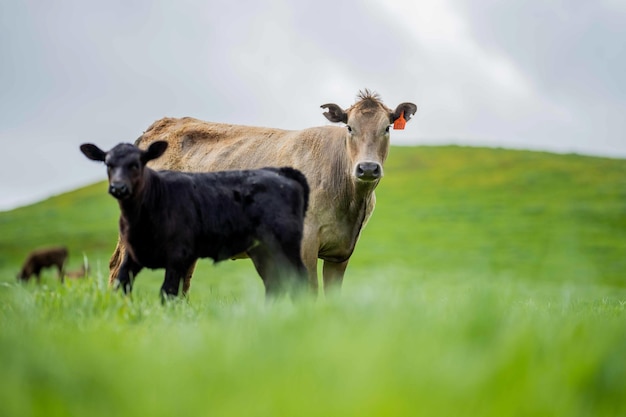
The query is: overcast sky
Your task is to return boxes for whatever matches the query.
[1,0,625,210]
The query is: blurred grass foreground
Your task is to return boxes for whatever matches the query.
[0,146,625,416]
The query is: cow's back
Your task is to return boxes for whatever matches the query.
[30,246,68,266]
[135,117,348,192]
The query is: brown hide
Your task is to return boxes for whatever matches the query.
[109,90,417,294]
[18,246,68,283]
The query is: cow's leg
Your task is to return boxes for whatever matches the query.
[300,223,319,295]
[57,262,65,284]
[108,236,125,287]
[117,252,142,295]
[322,259,349,294]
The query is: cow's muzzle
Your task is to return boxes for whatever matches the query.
[109,183,130,199]
[355,162,382,182]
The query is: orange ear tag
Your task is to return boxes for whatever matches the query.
[393,111,406,130]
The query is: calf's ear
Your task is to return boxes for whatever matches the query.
[80,144,107,162]
[142,140,168,163]
[321,103,348,124]
[391,102,418,123]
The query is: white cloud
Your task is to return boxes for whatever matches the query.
[368,0,583,149]
[1,0,625,210]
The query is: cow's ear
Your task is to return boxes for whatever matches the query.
[321,103,348,124]
[142,140,168,163]
[80,144,107,162]
[391,102,418,123]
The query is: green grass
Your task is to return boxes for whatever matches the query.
[1,146,625,416]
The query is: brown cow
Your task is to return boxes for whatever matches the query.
[108,89,417,295]
[17,246,68,283]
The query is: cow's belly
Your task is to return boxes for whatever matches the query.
[317,224,360,263]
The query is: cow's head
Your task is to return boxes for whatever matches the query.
[80,141,168,200]
[16,266,29,281]
[321,90,417,184]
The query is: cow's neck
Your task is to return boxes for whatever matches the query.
[117,170,159,229]
[347,179,378,225]
[347,176,376,200]
[318,175,378,262]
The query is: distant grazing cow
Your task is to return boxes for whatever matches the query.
[17,246,68,283]
[107,90,417,295]
[80,141,309,301]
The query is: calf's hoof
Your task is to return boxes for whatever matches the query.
[114,279,132,295]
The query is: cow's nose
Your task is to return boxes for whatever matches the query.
[109,183,130,199]
[355,162,382,181]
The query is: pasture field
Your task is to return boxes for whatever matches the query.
[1,146,625,416]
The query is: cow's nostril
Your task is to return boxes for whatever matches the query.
[355,162,382,181]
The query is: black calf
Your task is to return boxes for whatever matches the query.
[80,141,309,301]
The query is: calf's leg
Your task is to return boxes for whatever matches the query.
[250,236,308,300]
[160,266,188,303]
[117,252,143,295]
[249,248,283,298]
[111,238,196,297]
[279,238,309,298]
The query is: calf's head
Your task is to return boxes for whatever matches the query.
[321,90,417,184]
[80,141,168,200]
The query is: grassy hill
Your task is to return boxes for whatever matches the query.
[1,146,625,416]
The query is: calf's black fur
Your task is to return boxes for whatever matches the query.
[80,141,309,301]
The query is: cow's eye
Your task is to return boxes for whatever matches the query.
[385,125,390,133]
[130,163,139,170]
[347,125,353,133]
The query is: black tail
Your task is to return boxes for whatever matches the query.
[265,167,310,217]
